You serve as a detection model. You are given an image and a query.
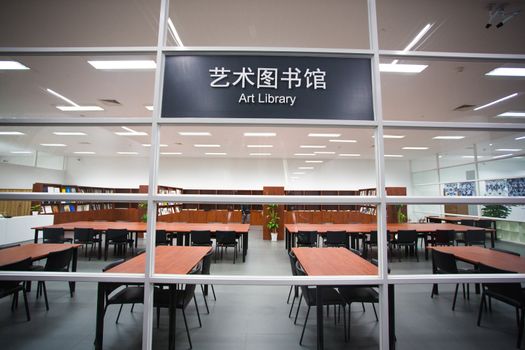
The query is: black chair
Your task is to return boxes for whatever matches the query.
[477,263,525,348]
[490,247,520,256]
[0,257,32,321]
[323,231,348,248]
[287,251,299,318]
[36,248,74,310]
[154,262,203,349]
[105,229,133,260]
[460,219,477,227]
[200,249,216,314]
[155,230,169,246]
[296,231,317,247]
[102,259,144,323]
[338,285,379,339]
[363,231,377,258]
[464,230,486,247]
[73,228,99,260]
[476,220,494,229]
[190,230,213,247]
[427,217,443,223]
[430,249,473,310]
[392,230,419,262]
[43,227,72,244]
[433,230,455,246]
[294,262,347,345]
[215,231,238,263]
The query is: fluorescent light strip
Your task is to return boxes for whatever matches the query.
[495,148,522,152]
[498,111,525,118]
[160,152,182,155]
[56,106,104,111]
[461,155,477,159]
[516,136,525,141]
[167,18,184,47]
[247,145,273,148]
[486,67,525,77]
[142,144,168,147]
[492,153,513,159]
[384,154,404,158]
[402,146,429,150]
[294,153,316,156]
[205,152,227,155]
[115,126,148,136]
[383,135,405,139]
[88,60,156,70]
[178,132,211,136]
[390,23,432,65]
[194,144,220,148]
[74,151,96,155]
[339,153,361,157]
[0,60,30,70]
[243,132,276,137]
[473,92,518,111]
[308,133,341,137]
[53,132,87,136]
[40,143,66,147]
[117,152,139,155]
[314,151,335,155]
[298,167,314,170]
[46,88,79,107]
[379,63,428,73]
[145,106,154,111]
[10,151,32,154]
[305,160,323,163]
[249,153,272,156]
[0,131,25,135]
[433,136,465,140]
[300,145,326,149]
[329,139,357,143]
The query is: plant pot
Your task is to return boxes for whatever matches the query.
[32,211,39,216]
[271,232,278,241]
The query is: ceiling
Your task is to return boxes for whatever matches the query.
[0,0,524,162]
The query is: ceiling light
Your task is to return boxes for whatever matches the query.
[194,144,220,148]
[46,88,77,106]
[461,155,478,159]
[300,145,326,149]
[56,106,104,111]
[0,60,30,70]
[294,153,316,156]
[402,146,429,150]
[329,139,357,143]
[142,144,168,147]
[379,63,428,73]
[314,151,335,155]
[243,132,276,137]
[145,106,154,111]
[495,148,522,152]
[88,60,156,70]
[339,153,361,157]
[305,160,324,163]
[473,92,518,111]
[0,131,25,135]
[391,23,433,64]
[10,151,32,154]
[497,111,525,118]
[117,152,139,155]
[53,132,87,136]
[308,133,341,137]
[293,172,305,175]
[40,143,66,147]
[115,126,148,136]
[160,152,182,155]
[492,153,513,159]
[433,136,465,140]
[247,145,273,148]
[382,135,405,139]
[516,136,525,141]
[205,152,227,155]
[167,18,184,47]
[298,167,314,170]
[178,132,211,136]
[249,153,272,156]
[486,67,525,77]
[74,151,96,155]
[384,154,404,158]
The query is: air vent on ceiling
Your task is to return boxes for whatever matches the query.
[453,104,475,111]
[99,99,121,106]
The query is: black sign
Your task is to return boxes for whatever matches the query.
[162,54,374,120]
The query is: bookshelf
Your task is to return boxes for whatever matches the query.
[138,185,183,217]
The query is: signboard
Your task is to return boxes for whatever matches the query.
[162,54,373,120]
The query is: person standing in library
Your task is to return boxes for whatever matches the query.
[241,204,250,224]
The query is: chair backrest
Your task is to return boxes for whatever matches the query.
[478,263,522,300]
[369,231,377,244]
[325,231,347,245]
[0,257,32,289]
[74,228,95,243]
[464,230,486,245]
[44,248,74,272]
[201,249,213,275]
[190,230,211,244]
[181,262,203,306]
[428,217,443,223]
[396,230,418,244]
[490,247,520,256]
[476,220,493,229]
[0,243,20,250]
[106,229,128,242]
[102,259,126,296]
[460,219,476,227]
[102,259,126,272]
[297,231,317,245]
[43,227,65,243]
[434,230,454,245]
[288,251,298,276]
[155,230,168,245]
[216,231,236,244]
[431,250,458,274]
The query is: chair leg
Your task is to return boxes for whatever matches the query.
[361,302,365,312]
[372,303,378,321]
[42,282,49,311]
[200,285,210,314]
[156,306,160,328]
[287,285,293,304]
[299,306,311,345]
[289,291,297,318]
[518,307,525,348]
[347,303,352,340]
[452,284,459,311]
[294,294,303,325]
[115,304,124,323]
[131,304,135,312]
[211,285,216,301]
[182,309,192,349]
[343,305,347,342]
[193,295,202,327]
[477,293,486,326]
[22,288,30,321]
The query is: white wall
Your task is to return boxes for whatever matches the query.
[0,163,65,189]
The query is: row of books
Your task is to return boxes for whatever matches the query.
[41,203,114,214]
[45,186,116,193]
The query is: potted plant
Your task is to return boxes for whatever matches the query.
[138,202,148,222]
[31,203,41,215]
[266,204,280,242]
[481,204,512,218]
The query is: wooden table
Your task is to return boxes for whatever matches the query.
[0,243,81,293]
[292,248,394,350]
[95,246,211,350]
[33,221,250,262]
[426,216,496,246]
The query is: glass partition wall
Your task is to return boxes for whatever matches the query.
[1,0,524,349]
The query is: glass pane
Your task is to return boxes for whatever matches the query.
[0,0,160,47]
[167,0,370,49]
[377,0,525,54]
[0,55,155,119]
[380,57,525,123]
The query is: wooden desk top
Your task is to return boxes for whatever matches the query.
[106,246,211,274]
[0,243,81,267]
[285,223,484,234]
[292,247,378,276]
[33,221,250,234]
[430,246,525,273]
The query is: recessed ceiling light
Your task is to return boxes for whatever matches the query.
[329,139,357,143]
[294,153,316,156]
[486,67,525,77]
[298,167,314,170]
[393,23,433,62]
[314,151,335,155]
[495,148,522,152]
[56,106,104,111]
[308,133,341,137]
[178,132,211,136]
[194,144,220,148]
[205,152,227,155]
[0,60,30,70]
[10,151,32,154]
[339,153,361,157]
[300,145,326,149]
[243,132,276,137]
[473,92,518,111]
[247,144,273,148]
[305,160,324,163]
[160,152,182,155]
[433,136,465,140]
[40,143,67,147]
[142,144,168,147]
[384,154,404,158]
[117,151,139,155]
[461,155,478,159]
[145,105,154,111]
[379,63,428,73]
[53,132,87,136]
[115,126,148,136]
[516,136,525,141]
[249,153,272,156]
[382,135,405,139]
[492,153,513,159]
[293,172,306,175]
[402,146,429,150]
[0,131,25,135]
[497,111,525,118]
[88,60,156,70]
[74,151,96,155]
[167,18,184,47]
